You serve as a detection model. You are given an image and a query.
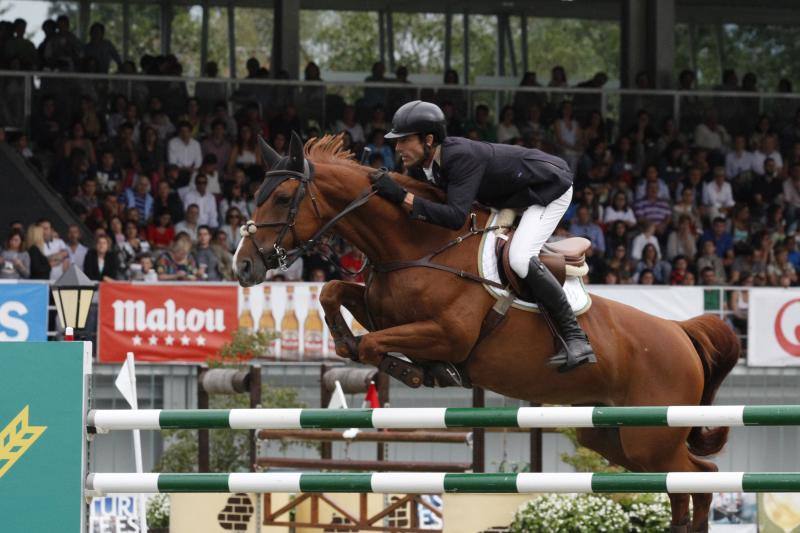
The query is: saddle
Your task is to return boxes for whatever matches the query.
[494,229,591,298]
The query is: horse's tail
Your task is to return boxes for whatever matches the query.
[678,314,741,457]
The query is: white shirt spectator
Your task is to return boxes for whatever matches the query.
[603,206,637,226]
[44,237,68,280]
[630,233,661,261]
[725,150,755,179]
[168,136,203,169]
[694,123,730,152]
[702,180,735,219]
[174,221,199,242]
[751,150,783,175]
[182,189,219,228]
[67,243,88,271]
[784,178,800,208]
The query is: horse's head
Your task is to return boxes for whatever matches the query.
[234,131,323,286]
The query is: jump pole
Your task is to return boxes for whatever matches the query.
[86,472,800,494]
[88,405,800,431]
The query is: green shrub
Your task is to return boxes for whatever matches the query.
[510,493,630,533]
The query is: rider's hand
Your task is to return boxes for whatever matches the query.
[370,169,407,205]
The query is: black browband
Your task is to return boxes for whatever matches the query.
[241,161,377,273]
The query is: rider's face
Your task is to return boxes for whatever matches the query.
[395,135,426,168]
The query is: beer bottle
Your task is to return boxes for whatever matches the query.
[259,285,277,358]
[280,286,300,360]
[239,287,254,333]
[304,286,324,359]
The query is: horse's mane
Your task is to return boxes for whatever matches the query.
[303,134,446,203]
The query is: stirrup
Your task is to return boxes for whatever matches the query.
[547,337,597,373]
[548,351,597,373]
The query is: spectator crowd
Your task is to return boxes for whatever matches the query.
[2,14,800,309]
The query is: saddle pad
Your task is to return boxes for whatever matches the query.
[479,212,592,315]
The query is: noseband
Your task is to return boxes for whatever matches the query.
[240,162,377,272]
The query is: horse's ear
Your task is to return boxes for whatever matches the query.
[258,135,281,169]
[288,131,304,172]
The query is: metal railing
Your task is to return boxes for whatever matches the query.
[2,69,799,138]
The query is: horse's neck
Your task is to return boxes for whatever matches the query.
[317,166,463,264]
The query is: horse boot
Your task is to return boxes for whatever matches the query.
[524,256,597,372]
[378,355,425,388]
[422,362,464,388]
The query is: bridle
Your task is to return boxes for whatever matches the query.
[240,161,377,272]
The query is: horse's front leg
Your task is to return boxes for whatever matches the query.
[359,320,475,388]
[319,280,371,361]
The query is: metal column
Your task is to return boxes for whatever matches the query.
[444,11,453,72]
[462,12,470,84]
[200,0,209,74]
[121,0,130,62]
[520,14,529,73]
[378,11,386,66]
[386,10,395,71]
[227,1,236,79]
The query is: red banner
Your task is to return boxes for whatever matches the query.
[98,283,238,363]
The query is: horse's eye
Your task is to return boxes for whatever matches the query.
[275,195,291,206]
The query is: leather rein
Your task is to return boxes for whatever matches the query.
[240,166,509,291]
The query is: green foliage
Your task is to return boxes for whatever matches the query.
[300,11,379,73]
[511,493,630,533]
[621,493,673,533]
[214,327,277,365]
[146,493,170,528]
[510,493,672,533]
[558,427,623,473]
[154,382,304,473]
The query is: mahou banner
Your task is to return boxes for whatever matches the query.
[98,283,238,363]
[748,289,800,367]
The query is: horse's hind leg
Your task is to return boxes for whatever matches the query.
[618,427,716,532]
[689,456,718,533]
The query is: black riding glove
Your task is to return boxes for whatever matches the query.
[370,169,407,205]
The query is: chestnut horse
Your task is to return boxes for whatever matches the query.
[234,133,740,532]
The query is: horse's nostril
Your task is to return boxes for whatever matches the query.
[239,258,252,278]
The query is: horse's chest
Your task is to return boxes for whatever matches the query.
[366,276,439,327]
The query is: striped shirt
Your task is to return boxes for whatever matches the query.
[634,198,672,225]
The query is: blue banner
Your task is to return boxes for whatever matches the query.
[0,282,49,341]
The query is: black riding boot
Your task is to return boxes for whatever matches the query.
[524,256,597,372]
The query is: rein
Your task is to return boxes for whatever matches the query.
[241,163,377,271]
[241,163,509,294]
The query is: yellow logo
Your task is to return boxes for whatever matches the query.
[0,406,47,478]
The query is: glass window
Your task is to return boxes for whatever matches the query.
[392,13,445,75]
[233,7,273,78]
[171,5,203,77]
[300,10,377,73]
[206,5,230,77]
[89,2,122,53]
[128,2,161,66]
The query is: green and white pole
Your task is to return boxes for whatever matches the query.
[88,405,800,431]
[86,472,800,494]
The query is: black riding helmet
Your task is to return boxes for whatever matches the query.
[384,100,447,142]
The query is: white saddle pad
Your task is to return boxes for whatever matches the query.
[478,212,592,315]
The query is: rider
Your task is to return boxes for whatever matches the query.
[374,100,596,372]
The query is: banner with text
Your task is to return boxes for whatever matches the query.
[0,282,49,342]
[98,283,238,363]
[748,290,800,367]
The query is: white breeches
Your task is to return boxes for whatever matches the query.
[508,186,573,278]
